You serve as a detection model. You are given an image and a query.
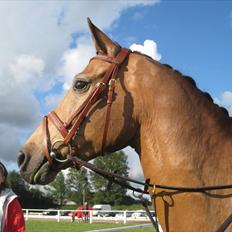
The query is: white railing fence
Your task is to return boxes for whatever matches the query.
[23,209,155,224]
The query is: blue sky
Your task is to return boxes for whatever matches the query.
[0,0,231,178]
[114,1,232,97]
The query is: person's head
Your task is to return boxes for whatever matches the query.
[0,161,8,191]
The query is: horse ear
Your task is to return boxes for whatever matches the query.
[87,18,121,57]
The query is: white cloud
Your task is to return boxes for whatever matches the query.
[221,91,232,106]
[0,1,159,72]
[214,91,232,116]
[123,147,144,180]
[213,97,220,105]
[0,72,40,128]
[130,39,161,61]
[59,36,95,90]
[0,0,160,118]
[9,54,46,90]
[0,124,21,162]
[44,93,65,112]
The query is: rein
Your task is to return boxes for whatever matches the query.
[67,155,232,194]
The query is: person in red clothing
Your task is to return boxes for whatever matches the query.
[0,161,25,232]
[76,206,83,223]
[71,206,83,222]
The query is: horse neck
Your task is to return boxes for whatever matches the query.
[130,56,232,186]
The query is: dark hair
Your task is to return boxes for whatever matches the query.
[0,161,9,192]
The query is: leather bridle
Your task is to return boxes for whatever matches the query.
[43,48,131,165]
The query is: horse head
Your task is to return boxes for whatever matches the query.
[17,19,139,185]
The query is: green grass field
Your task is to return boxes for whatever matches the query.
[26,220,155,232]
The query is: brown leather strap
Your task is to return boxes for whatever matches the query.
[43,116,53,164]
[90,55,120,64]
[100,49,130,154]
[101,79,116,154]
[64,62,117,132]
[64,83,106,144]
[48,111,68,138]
[91,48,130,66]
[66,89,97,126]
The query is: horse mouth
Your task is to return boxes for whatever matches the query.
[27,158,72,185]
[18,150,72,185]
[31,161,57,185]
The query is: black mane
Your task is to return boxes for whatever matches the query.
[133,51,230,119]
[162,63,230,118]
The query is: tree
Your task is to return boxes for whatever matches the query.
[8,170,29,194]
[46,172,67,206]
[8,170,55,208]
[66,167,92,205]
[90,151,130,205]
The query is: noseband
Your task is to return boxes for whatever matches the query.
[43,48,131,165]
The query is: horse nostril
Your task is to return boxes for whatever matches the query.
[17,150,28,170]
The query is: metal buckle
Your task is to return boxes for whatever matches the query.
[95,82,106,88]
[50,139,71,163]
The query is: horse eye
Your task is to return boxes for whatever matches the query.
[73,80,90,92]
